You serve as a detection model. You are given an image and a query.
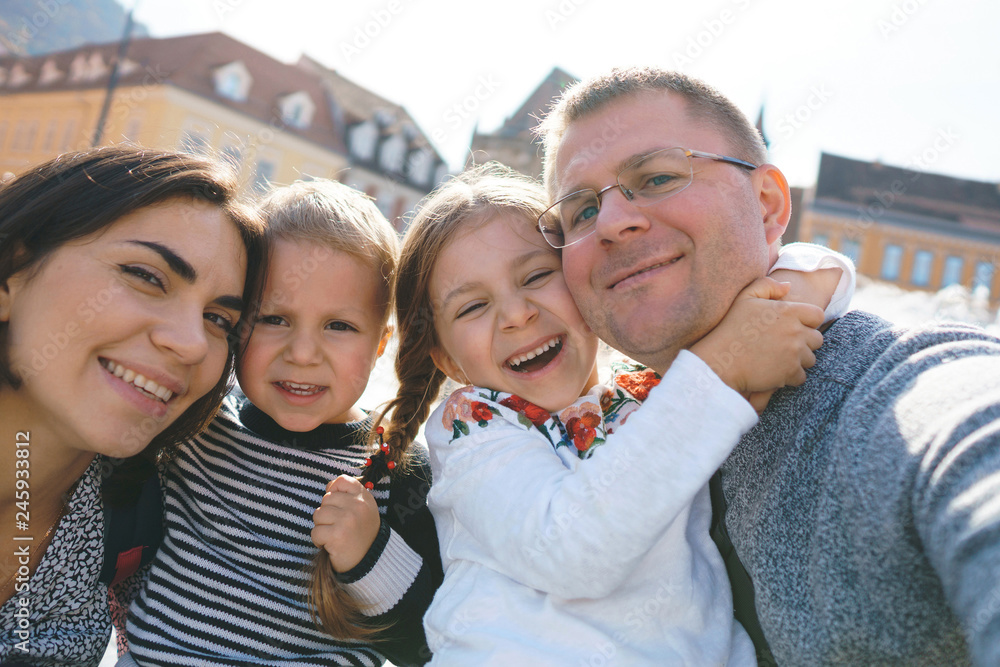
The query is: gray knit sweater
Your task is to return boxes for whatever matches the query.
[720,310,1000,666]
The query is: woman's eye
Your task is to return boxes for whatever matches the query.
[326,321,356,332]
[259,315,286,326]
[204,312,234,333]
[121,264,165,290]
[525,269,554,286]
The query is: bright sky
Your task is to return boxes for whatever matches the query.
[130,0,1000,188]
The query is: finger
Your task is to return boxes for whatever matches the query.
[747,389,776,415]
[326,474,363,494]
[783,302,825,329]
[806,329,824,351]
[740,276,790,302]
[800,347,817,370]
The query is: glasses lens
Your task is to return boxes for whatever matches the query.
[618,148,693,207]
[538,207,567,248]
[545,190,600,248]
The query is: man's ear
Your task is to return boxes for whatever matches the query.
[430,346,469,385]
[754,163,791,246]
[376,326,393,358]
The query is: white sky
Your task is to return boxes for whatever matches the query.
[130,0,1000,188]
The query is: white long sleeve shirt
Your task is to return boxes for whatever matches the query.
[424,352,759,666]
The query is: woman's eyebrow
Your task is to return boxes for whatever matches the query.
[127,240,196,282]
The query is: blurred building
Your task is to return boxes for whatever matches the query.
[798,152,1000,307]
[0,31,445,228]
[467,67,576,179]
[298,55,450,229]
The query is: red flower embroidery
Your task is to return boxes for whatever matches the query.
[500,395,550,427]
[615,369,661,401]
[470,401,493,423]
[565,412,601,451]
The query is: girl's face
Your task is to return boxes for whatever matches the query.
[0,198,247,458]
[429,214,600,413]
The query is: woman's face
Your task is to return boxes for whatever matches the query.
[0,198,247,458]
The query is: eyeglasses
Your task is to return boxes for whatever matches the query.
[537,147,758,249]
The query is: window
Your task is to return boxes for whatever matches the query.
[811,233,829,247]
[942,256,964,287]
[60,118,79,151]
[180,131,210,155]
[11,120,38,152]
[974,260,995,298]
[910,250,933,287]
[41,119,58,152]
[349,121,378,162]
[379,134,407,173]
[881,244,903,281]
[253,159,276,193]
[840,239,861,265]
[213,61,252,102]
[278,92,315,130]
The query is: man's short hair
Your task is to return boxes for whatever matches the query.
[537,67,767,193]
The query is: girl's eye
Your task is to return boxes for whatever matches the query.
[326,321,357,332]
[204,312,234,333]
[259,315,286,326]
[121,264,165,290]
[525,269,554,286]
[456,302,485,319]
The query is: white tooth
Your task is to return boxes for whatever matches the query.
[133,374,146,387]
[159,387,172,401]
[525,351,537,361]
[122,369,136,383]
[143,378,160,393]
[113,363,125,378]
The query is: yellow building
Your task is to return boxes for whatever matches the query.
[798,153,1000,308]
[0,32,350,190]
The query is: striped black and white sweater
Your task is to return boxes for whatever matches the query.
[126,391,442,666]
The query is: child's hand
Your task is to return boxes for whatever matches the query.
[770,267,842,314]
[691,277,824,399]
[311,475,381,573]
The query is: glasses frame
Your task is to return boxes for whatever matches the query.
[537,147,759,249]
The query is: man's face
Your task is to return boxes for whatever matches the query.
[553,90,785,372]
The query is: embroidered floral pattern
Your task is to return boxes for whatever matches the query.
[499,395,550,427]
[442,359,656,459]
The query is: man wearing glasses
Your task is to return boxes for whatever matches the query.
[538,67,1000,665]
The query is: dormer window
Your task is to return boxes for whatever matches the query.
[407,147,433,186]
[349,120,378,162]
[213,61,252,102]
[278,91,315,130]
[69,54,87,82]
[379,133,406,173]
[85,52,108,81]
[38,59,63,85]
[9,64,31,87]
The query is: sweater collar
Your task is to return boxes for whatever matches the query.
[237,396,373,451]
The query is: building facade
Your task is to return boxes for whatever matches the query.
[467,67,576,180]
[0,32,445,228]
[798,153,1000,308]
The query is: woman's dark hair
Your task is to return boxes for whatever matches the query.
[0,145,268,502]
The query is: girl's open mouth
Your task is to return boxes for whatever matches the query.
[506,336,563,373]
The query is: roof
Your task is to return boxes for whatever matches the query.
[814,152,1000,227]
[297,54,441,157]
[0,32,347,154]
[496,66,577,138]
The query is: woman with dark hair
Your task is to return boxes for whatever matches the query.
[0,145,267,666]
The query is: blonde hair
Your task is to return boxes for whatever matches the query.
[260,179,401,640]
[537,66,767,194]
[260,179,399,327]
